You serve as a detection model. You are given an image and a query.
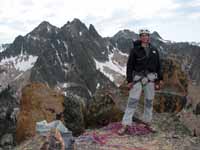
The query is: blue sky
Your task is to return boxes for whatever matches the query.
[0,0,200,44]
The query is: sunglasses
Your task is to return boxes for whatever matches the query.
[139,29,149,32]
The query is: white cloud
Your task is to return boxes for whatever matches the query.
[185,0,200,7]
[0,0,200,43]
[128,0,180,19]
[0,25,24,43]
[188,12,200,19]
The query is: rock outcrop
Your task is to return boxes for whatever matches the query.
[16,83,123,141]
[178,83,200,136]
[14,128,74,150]
[63,93,86,136]
[154,58,188,113]
[86,88,123,128]
[63,88,123,136]
[0,86,18,150]
[16,83,64,143]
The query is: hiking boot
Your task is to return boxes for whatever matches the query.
[118,125,128,135]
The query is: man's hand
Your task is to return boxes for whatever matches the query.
[159,80,164,88]
[155,80,164,90]
[127,82,133,90]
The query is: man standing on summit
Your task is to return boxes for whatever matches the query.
[119,29,163,134]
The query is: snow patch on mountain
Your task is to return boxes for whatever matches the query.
[55,50,62,66]
[51,44,55,48]
[57,39,61,45]
[27,34,40,41]
[0,44,9,53]
[96,83,100,89]
[94,51,126,82]
[47,25,51,32]
[0,54,38,72]
[0,46,4,53]
[118,49,128,57]
[63,41,69,58]
[158,38,170,43]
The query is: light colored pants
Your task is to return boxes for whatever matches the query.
[122,74,156,126]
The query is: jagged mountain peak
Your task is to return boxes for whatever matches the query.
[113,29,164,41]
[89,24,101,38]
[36,21,57,30]
[115,29,135,35]
[28,20,59,36]
[62,18,87,30]
[61,18,89,38]
[71,18,83,24]
[110,29,138,52]
[151,31,162,39]
[39,20,52,26]
[113,29,138,40]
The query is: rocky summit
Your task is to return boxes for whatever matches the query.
[0,18,200,149]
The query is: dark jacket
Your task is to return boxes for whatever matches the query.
[126,40,163,83]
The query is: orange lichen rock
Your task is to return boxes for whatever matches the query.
[16,83,64,143]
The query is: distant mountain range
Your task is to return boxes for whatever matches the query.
[0,18,200,99]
